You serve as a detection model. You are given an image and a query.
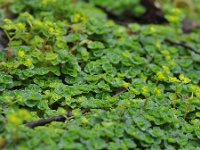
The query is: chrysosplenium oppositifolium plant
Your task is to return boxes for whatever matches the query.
[0,0,200,149]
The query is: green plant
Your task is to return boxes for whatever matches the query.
[0,0,200,149]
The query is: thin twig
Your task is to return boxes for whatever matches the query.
[165,38,200,55]
[40,37,49,52]
[27,109,89,128]
[113,89,128,97]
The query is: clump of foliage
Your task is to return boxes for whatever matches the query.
[0,0,200,149]
[89,0,146,17]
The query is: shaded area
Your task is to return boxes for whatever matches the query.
[0,29,9,50]
[182,18,200,34]
[96,0,167,25]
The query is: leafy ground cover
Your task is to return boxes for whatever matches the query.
[0,0,200,149]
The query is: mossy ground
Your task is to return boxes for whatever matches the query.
[0,0,200,149]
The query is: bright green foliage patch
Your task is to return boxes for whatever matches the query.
[0,0,200,149]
